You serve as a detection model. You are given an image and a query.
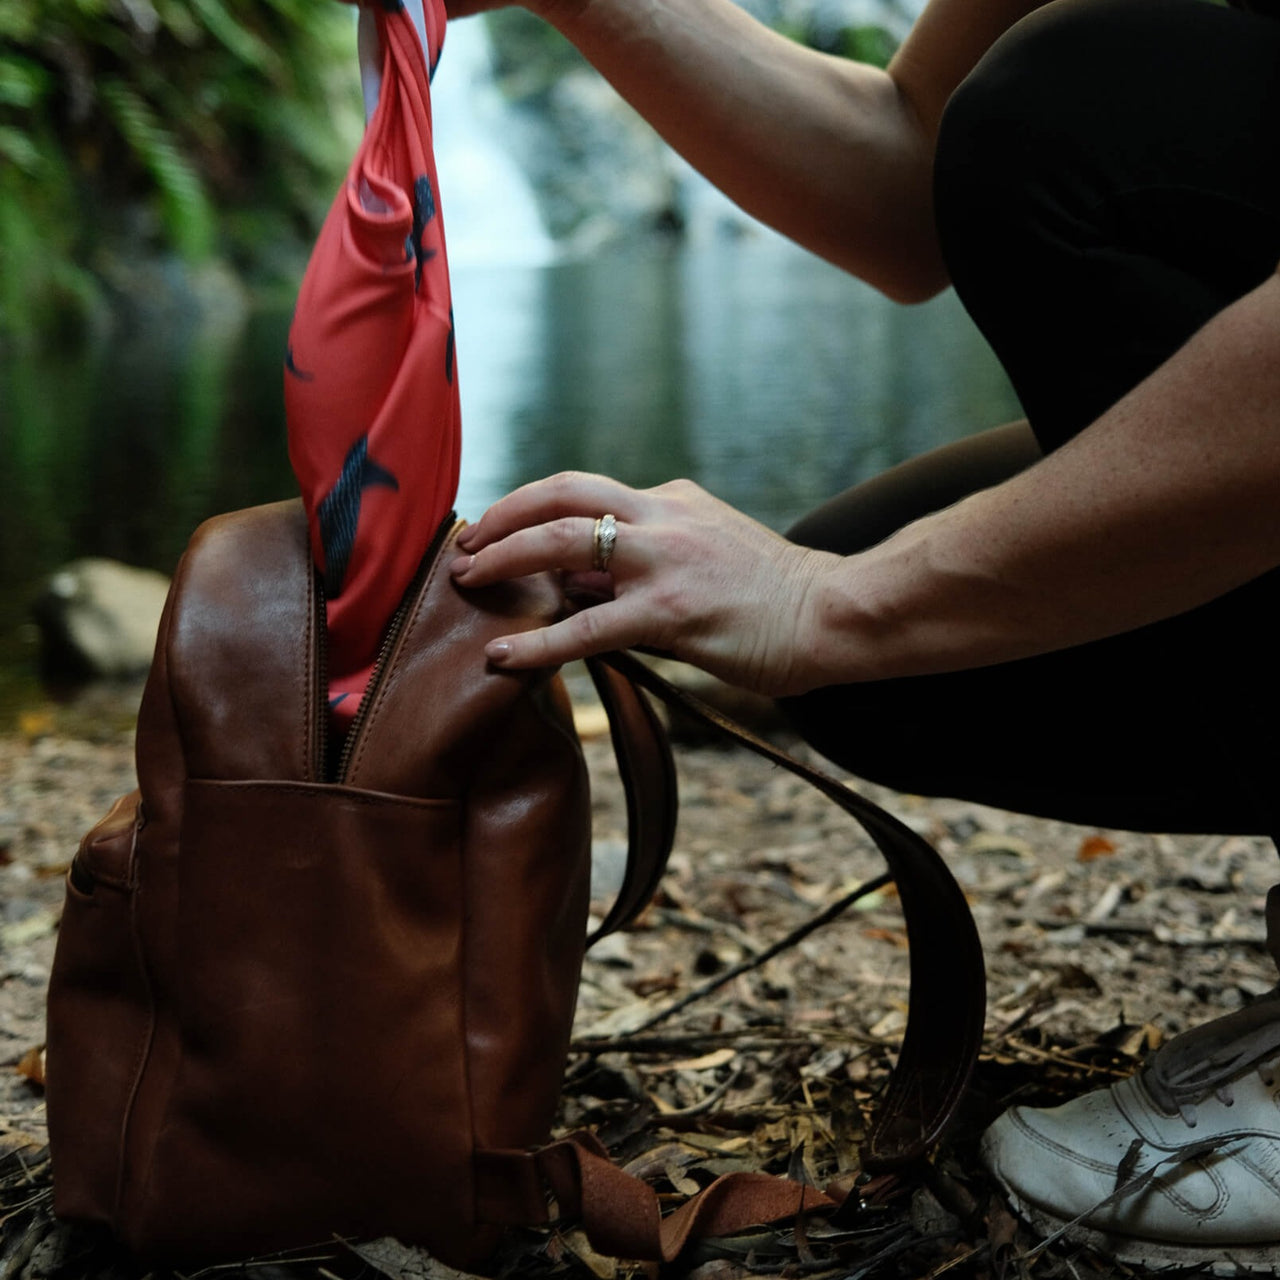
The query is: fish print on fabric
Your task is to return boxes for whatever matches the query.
[317,436,400,597]
[285,346,315,382]
[411,174,437,289]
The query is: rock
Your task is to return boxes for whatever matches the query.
[31,558,170,682]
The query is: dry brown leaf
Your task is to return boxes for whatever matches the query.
[1078,834,1118,861]
[649,1047,736,1074]
[662,1161,703,1196]
[18,709,55,740]
[560,1228,618,1279]
[351,1238,482,1280]
[15,1046,45,1088]
[0,1127,44,1160]
[1114,1022,1164,1057]
[686,1262,742,1280]
[963,831,1036,860]
[622,1141,702,1180]
[861,926,909,949]
[627,971,682,999]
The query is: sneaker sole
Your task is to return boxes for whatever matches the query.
[1000,1183,1280,1275]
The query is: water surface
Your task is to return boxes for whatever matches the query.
[0,237,1020,723]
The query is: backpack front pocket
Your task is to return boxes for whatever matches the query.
[130,779,477,1263]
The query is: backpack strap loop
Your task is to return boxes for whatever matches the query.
[475,1136,840,1261]
[583,656,677,946]
[589,651,986,1171]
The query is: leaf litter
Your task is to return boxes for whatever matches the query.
[2,697,1277,1280]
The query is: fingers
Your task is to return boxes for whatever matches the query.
[450,516,613,586]
[456,472,639,553]
[484,603,638,669]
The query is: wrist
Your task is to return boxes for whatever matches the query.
[797,552,902,689]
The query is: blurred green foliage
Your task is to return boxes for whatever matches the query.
[836,24,899,67]
[771,15,899,65]
[0,0,361,342]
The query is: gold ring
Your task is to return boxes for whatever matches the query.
[592,513,617,572]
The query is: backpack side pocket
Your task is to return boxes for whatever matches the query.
[46,790,152,1229]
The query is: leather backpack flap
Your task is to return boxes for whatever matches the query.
[343,522,594,1168]
[163,500,320,783]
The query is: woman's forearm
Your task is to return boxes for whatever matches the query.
[531,0,1048,299]
[807,270,1280,684]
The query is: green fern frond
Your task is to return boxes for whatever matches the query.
[100,77,215,260]
[0,55,50,109]
[186,0,283,78]
[153,0,202,46]
[0,1,38,42]
[0,126,42,174]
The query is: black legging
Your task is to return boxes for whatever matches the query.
[783,0,1280,837]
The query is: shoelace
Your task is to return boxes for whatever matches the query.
[1145,985,1280,1123]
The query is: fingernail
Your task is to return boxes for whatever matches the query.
[449,554,474,577]
[485,640,512,664]
[456,526,477,550]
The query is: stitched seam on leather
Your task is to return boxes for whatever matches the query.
[90,871,132,894]
[185,779,454,809]
[304,526,316,784]
[113,821,158,1230]
[115,546,190,1234]
[457,782,483,1233]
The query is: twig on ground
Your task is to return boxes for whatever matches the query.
[570,1031,809,1055]
[619,873,893,1037]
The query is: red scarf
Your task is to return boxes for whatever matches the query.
[285,0,460,728]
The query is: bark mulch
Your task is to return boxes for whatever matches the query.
[2,678,1275,1279]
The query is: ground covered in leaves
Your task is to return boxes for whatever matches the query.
[1,673,1277,1279]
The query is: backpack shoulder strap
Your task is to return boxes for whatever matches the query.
[590,650,985,1172]
[583,656,678,946]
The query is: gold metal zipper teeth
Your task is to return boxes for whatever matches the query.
[330,512,460,785]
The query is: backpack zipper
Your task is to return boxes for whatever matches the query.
[322,513,460,785]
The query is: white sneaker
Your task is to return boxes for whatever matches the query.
[981,991,1280,1274]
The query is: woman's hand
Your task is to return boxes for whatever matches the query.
[450,472,844,695]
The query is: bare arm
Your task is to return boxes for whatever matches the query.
[816,269,1280,681]
[346,0,1051,295]
[450,269,1280,694]
[507,0,1053,299]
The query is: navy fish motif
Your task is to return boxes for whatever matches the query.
[318,436,400,596]
[285,346,315,382]
[411,174,437,290]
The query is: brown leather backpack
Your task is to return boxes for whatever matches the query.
[45,500,985,1268]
